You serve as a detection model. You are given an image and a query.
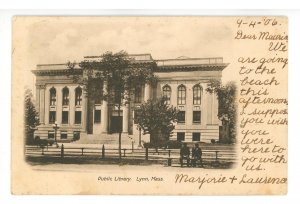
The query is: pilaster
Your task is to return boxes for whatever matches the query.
[102,81,108,133]
[144,83,151,101]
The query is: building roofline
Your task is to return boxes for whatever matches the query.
[83,53,153,58]
[36,63,70,67]
[32,68,83,76]
[155,57,223,62]
[155,63,229,72]
[32,55,229,75]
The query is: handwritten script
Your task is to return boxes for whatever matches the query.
[236,17,288,185]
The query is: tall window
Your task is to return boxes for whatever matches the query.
[50,87,56,106]
[193,85,202,105]
[49,111,56,124]
[62,111,69,124]
[135,86,142,103]
[162,85,171,105]
[94,110,101,123]
[193,111,201,123]
[177,85,186,105]
[75,87,82,106]
[62,87,69,106]
[178,111,186,123]
[75,111,82,124]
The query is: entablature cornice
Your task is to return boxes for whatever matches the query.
[155,63,229,72]
[35,84,46,89]
[32,69,82,76]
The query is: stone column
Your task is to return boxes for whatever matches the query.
[186,84,193,126]
[102,81,108,133]
[39,85,46,124]
[35,85,40,116]
[82,90,88,131]
[201,83,208,126]
[144,83,151,101]
[122,89,129,134]
[57,87,62,125]
[122,105,129,134]
[69,86,75,125]
[122,86,129,134]
[44,86,49,124]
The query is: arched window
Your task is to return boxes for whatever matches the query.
[135,85,142,103]
[177,85,186,105]
[62,87,69,106]
[193,84,202,105]
[75,87,82,106]
[162,85,171,105]
[49,87,56,106]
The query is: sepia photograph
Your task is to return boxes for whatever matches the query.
[12,16,287,195]
[27,49,236,169]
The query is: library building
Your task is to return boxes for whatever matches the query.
[32,54,228,146]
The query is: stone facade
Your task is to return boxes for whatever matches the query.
[32,54,228,144]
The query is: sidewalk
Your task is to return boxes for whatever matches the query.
[26,155,235,169]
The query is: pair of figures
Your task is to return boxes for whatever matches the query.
[180,143,203,167]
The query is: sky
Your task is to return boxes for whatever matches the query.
[14,16,238,91]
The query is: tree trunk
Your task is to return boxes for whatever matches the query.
[118,104,122,161]
[150,130,159,148]
[222,120,230,144]
[150,132,155,145]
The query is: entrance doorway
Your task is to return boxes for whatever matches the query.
[110,116,123,133]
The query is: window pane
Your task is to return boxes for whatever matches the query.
[182,90,186,97]
[193,85,202,105]
[192,133,201,141]
[62,88,69,105]
[135,86,142,103]
[48,131,54,139]
[50,88,56,106]
[75,87,82,106]
[60,132,67,139]
[62,111,68,124]
[178,111,185,123]
[193,111,201,123]
[73,131,80,141]
[163,85,171,104]
[75,111,82,124]
[178,85,186,105]
[177,132,185,141]
[94,110,101,123]
[49,111,56,124]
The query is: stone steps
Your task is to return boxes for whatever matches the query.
[73,133,134,145]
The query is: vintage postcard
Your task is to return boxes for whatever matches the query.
[12,16,288,195]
